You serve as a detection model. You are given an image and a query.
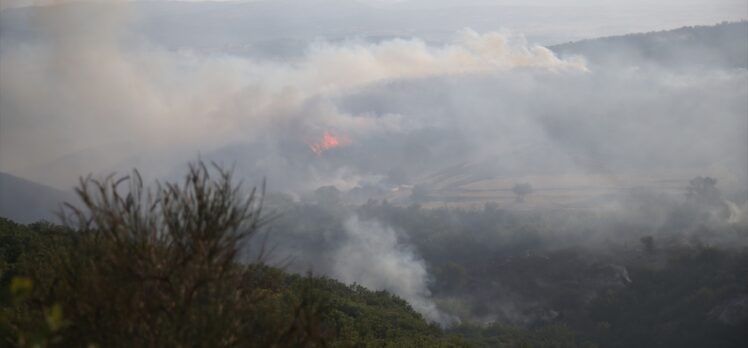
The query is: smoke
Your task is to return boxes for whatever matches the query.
[260,173,748,327]
[3,3,745,197]
[0,2,584,189]
[1,1,747,326]
[332,216,455,325]
[254,210,456,324]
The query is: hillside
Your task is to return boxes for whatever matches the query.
[0,172,73,224]
[551,21,748,69]
[0,217,593,347]
[1,0,746,346]
[2,181,746,347]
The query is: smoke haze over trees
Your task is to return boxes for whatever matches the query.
[0,2,745,195]
[0,1,746,346]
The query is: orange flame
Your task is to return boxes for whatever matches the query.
[310,132,350,155]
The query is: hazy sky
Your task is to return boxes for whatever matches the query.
[1,0,746,15]
[1,0,745,42]
[0,0,746,193]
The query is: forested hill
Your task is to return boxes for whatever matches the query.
[3,213,747,347]
[551,21,748,69]
[0,217,592,347]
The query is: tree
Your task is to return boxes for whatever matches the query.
[685,176,730,222]
[4,161,329,347]
[53,161,275,346]
[686,176,721,205]
[640,235,655,254]
[512,183,533,203]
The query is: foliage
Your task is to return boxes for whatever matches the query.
[265,195,748,348]
[0,162,467,347]
[1,163,747,347]
[0,216,470,347]
[585,246,748,348]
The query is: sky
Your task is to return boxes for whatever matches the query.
[1,1,745,42]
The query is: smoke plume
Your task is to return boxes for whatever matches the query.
[333,216,455,325]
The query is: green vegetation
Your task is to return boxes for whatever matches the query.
[0,163,467,347]
[266,186,748,348]
[0,215,470,347]
[1,163,746,347]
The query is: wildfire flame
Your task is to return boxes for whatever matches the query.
[309,132,350,155]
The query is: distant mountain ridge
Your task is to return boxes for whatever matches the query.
[551,21,748,69]
[0,172,74,224]
[2,1,744,57]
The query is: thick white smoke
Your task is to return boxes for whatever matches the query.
[332,216,455,325]
[0,2,585,188]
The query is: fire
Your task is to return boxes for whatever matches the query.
[309,131,350,155]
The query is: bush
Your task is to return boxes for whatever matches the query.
[3,161,329,347]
